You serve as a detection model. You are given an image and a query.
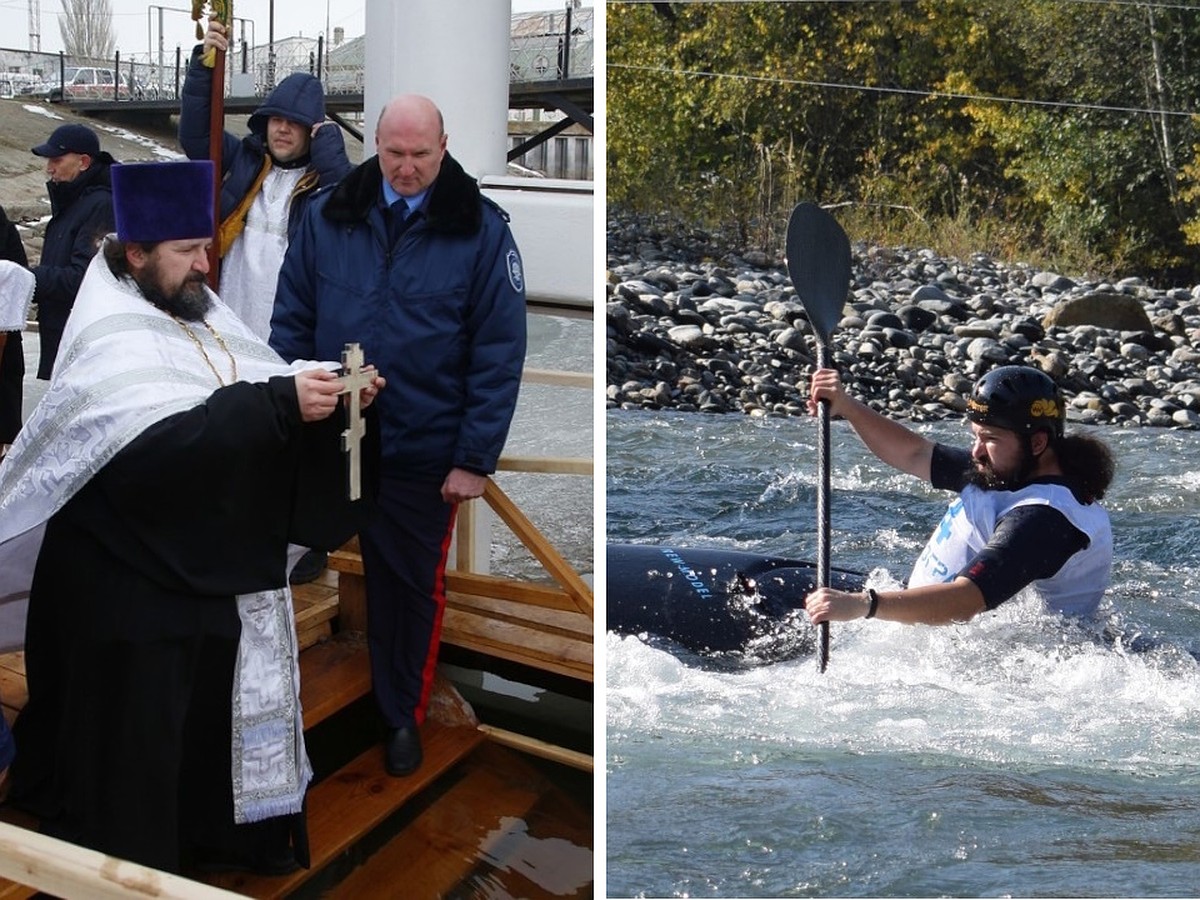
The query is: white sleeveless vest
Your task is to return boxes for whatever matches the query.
[908,482,1112,616]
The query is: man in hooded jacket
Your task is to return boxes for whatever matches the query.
[179,18,352,343]
[29,123,115,379]
[180,18,353,583]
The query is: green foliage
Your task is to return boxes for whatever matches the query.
[607,0,1200,282]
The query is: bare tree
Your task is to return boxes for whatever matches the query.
[59,0,116,61]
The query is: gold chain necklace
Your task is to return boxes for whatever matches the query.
[171,314,238,386]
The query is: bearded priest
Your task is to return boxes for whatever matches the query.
[0,159,384,875]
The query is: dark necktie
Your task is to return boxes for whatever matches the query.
[387,198,409,246]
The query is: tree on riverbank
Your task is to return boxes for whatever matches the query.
[59,0,116,61]
[608,1,1200,282]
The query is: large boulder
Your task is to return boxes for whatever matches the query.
[1041,292,1153,332]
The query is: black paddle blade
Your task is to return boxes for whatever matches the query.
[785,202,851,344]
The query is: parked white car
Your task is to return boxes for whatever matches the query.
[35,67,130,102]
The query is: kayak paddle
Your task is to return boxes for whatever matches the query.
[785,201,852,673]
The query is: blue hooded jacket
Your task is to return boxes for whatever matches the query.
[178,48,351,243]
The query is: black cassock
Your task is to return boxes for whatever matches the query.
[8,375,375,875]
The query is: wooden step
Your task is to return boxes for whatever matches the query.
[201,720,486,898]
[0,879,36,899]
[297,633,371,731]
[317,742,593,899]
[0,652,26,722]
[291,570,339,651]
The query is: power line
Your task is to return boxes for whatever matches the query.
[611,0,1200,10]
[609,62,1199,118]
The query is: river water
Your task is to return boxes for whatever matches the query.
[605,409,1200,898]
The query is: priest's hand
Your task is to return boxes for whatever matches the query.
[295,368,344,422]
[441,467,487,504]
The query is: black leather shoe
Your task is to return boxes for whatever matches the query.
[289,549,328,585]
[385,726,422,777]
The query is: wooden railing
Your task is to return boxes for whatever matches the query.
[443,363,594,769]
[0,821,239,899]
[450,364,593,619]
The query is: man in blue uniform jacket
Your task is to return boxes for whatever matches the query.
[271,93,527,777]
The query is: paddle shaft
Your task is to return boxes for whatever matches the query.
[814,342,832,672]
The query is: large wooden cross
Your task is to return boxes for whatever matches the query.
[336,343,374,500]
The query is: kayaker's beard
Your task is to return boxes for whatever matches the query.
[966,441,1036,492]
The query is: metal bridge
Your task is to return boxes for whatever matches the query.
[49,76,593,160]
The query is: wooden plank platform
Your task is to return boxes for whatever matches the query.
[0,529,594,898]
[202,721,486,898]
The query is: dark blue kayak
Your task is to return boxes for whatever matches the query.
[606,543,865,661]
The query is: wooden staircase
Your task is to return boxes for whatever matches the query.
[0,521,594,898]
[204,633,487,898]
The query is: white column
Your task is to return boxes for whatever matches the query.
[363,0,511,180]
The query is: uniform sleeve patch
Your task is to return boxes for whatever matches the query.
[506,248,524,294]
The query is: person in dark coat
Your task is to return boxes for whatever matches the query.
[271,94,527,779]
[29,123,115,380]
[0,204,30,454]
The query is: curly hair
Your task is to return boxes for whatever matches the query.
[1056,433,1116,504]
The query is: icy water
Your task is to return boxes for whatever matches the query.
[606,410,1200,898]
[493,310,595,580]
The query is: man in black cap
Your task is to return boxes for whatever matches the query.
[29,122,115,379]
[0,159,384,876]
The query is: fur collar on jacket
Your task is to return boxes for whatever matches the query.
[321,152,482,237]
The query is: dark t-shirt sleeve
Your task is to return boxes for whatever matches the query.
[961,506,1090,608]
[930,443,972,492]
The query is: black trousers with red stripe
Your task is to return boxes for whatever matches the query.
[359,476,457,730]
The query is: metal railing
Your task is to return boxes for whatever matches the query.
[0,6,593,104]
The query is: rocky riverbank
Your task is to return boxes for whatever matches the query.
[606,217,1200,429]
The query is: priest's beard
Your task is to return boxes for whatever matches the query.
[137,264,212,322]
[966,442,1036,493]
